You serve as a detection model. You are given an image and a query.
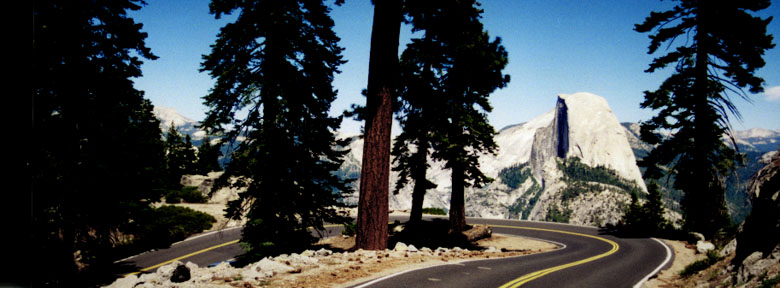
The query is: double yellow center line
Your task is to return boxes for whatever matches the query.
[491,225,620,288]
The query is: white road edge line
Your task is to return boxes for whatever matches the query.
[351,236,566,288]
[633,238,673,288]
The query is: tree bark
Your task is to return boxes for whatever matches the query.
[687,4,728,237]
[449,164,467,232]
[409,141,429,225]
[355,0,401,251]
[409,177,426,225]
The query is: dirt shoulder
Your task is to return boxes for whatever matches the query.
[642,239,705,288]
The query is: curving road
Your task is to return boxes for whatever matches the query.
[116,216,671,287]
[351,218,672,288]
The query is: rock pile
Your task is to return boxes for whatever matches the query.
[105,244,510,288]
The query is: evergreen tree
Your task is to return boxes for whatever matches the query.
[182,134,198,174]
[390,3,442,225]
[195,136,223,174]
[636,0,774,236]
[400,0,509,232]
[31,0,163,285]
[618,182,670,237]
[201,0,350,258]
[355,0,402,250]
[164,123,196,187]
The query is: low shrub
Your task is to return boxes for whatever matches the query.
[680,250,722,277]
[342,222,356,236]
[165,186,208,203]
[422,207,447,215]
[133,205,216,249]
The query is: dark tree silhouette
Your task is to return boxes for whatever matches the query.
[356,0,402,250]
[164,123,197,187]
[409,0,508,232]
[31,0,163,285]
[195,136,223,174]
[201,0,350,258]
[636,0,775,236]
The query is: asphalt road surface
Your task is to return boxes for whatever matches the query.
[116,216,671,287]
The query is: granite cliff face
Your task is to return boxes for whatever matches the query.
[339,92,651,226]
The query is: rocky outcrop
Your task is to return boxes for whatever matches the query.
[530,93,646,191]
[338,92,653,225]
[734,149,780,273]
[180,172,243,204]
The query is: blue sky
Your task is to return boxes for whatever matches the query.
[129,0,780,135]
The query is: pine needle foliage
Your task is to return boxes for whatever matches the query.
[635,0,775,236]
[200,0,350,259]
[32,0,164,285]
[395,0,509,232]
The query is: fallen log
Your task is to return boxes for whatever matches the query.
[462,225,492,242]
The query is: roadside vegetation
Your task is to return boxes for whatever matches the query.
[679,250,723,277]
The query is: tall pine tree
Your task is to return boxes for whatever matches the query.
[164,123,197,187]
[636,0,774,236]
[195,136,223,174]
[31,0,163,285]
[201,0,350,258]
[355,0,402,250]
[395,0,509,232]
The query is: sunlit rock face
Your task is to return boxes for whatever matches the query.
[339,92,652,226]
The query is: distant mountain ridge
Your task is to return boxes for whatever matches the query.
[152,102,778,225]
[153,106,205,141]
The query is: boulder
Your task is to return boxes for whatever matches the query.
[393,242,408,252]
[735,150,779,264]
[170,263,191,283]
[719,238,737,257]
[105,274,139,288]
[156,260,182,281]
[255,258,295,275]
[315,248,333,257]
[696,241,715,254]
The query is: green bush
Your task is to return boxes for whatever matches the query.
[759,274,780,288]
[165,186,208,203]
[498,163,532,189]
[680,250,722,277]
[342,222,356,236]
[545,204,571,223]
[134,205,216,249]
[422,207,447,215]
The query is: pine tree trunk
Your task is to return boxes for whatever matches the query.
[356,0,401,251]
[688,5,728,236]
[409,142,429,226]
[449,164,467,232]
[409,179,426,225]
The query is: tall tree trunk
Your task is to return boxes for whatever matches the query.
[449,164,467,232]
[409,183,426,225]
[689,5,728,236]
[409,139,430,225]
[356,0,401,250]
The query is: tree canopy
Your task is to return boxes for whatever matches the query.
[31,0,164,285]
[201,0,350,258]
[395,0,509,232]
[636,0,775,236]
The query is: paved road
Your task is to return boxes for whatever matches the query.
[117,216,671,287]
[352,218,671,288]
[115,224,342,275]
